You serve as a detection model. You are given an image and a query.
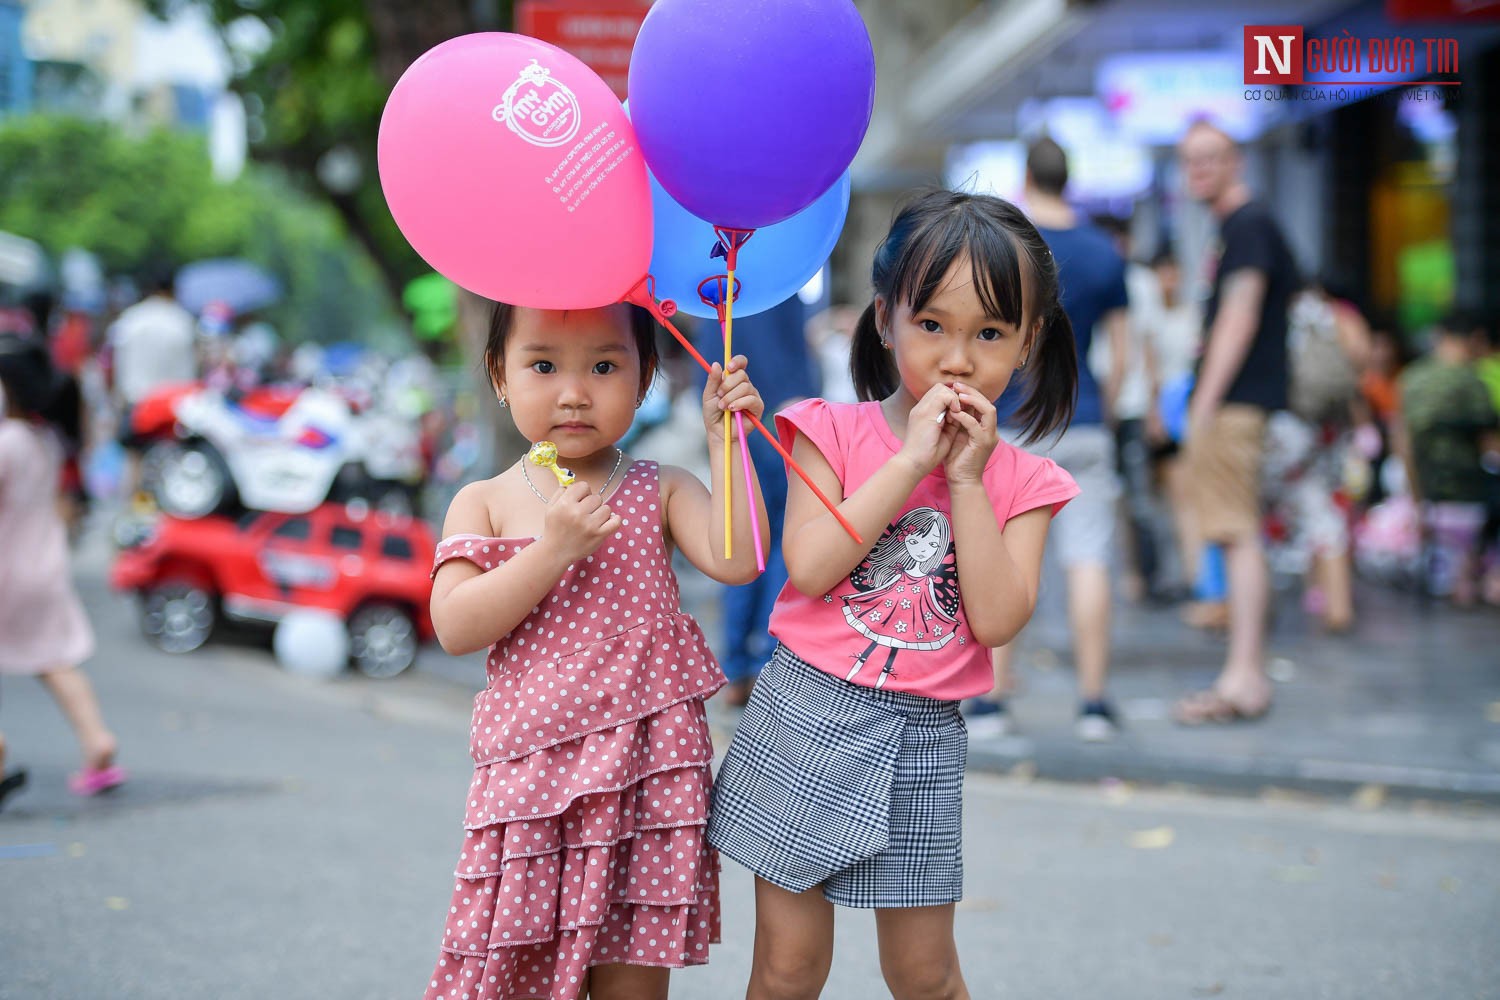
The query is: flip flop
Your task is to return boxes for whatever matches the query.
[68,765,127,797]
[1172,689,1271,726]
[0,769,28,811]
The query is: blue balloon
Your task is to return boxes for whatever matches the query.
[647,170,850,320]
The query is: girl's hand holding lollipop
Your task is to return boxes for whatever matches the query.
[539,482,624,565]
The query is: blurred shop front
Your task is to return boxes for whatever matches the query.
[844,0,1500,338]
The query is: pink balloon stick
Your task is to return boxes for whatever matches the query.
[735,411,766,573]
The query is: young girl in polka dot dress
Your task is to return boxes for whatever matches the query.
[425,302,768,1000]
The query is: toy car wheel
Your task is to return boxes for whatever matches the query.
[348,602,418,678]
[138,440,175,502]
[141,582,216,653]
[154,442,233,519]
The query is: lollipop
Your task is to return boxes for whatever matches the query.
[527,441,575,487]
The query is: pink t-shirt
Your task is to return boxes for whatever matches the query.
[768,399,1079,701]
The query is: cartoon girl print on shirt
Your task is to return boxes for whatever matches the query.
[840,507,961,688]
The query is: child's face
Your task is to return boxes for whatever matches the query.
[499,306,642,459]
[881,256,1032,405]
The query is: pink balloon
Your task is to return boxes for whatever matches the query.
[379,34,653,308]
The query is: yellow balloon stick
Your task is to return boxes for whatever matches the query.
[723,265,734,560]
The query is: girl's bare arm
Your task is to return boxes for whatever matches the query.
[662,463,768,585]
[429,482,573,655]
[949,488,1051,646]
[780,436,927,597]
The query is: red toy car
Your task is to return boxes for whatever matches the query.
[111,504,437,677]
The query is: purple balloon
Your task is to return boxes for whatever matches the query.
[627,0,875,231]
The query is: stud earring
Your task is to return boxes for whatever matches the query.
[498,391,509,408]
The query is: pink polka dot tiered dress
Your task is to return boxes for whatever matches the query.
[425,462,723,1000]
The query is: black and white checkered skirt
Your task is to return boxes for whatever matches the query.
[708,643,967,908]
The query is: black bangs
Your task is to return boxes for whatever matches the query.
[484,302,659,398]
[887,198,1029,330]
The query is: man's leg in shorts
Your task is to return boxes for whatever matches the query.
[1176,405,1273,721]
[1048,428,1118,705]
[983,429,1117,729]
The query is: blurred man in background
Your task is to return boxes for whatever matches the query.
[1172,121,1298,725]
[107,268,196,497]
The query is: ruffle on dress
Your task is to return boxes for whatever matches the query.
[467,612,721,767]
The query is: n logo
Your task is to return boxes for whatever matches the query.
[1243,25,1304,84]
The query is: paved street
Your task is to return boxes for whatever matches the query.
[2,539,1499,999]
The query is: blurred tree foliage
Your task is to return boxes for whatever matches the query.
[146,0,515,302]
[0,114,391,343]
[139,1,530,468]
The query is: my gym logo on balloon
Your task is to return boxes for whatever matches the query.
[493,59,582,148]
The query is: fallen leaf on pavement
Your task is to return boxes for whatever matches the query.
[1130,826,1175,850]
[1351,783,1387,810]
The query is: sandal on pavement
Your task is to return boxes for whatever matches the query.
[1172,689,1270,726]
[68,765,127,797]
[0,769,27,811]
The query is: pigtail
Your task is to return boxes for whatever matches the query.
[1011,302,1078,446]
[850,301,897,402]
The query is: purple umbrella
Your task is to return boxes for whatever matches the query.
[175,258,283,315]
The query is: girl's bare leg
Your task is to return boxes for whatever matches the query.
[746,877,835,1000]
[875,904,968,1000]
[1314,550,1355,631]
[38,666,116,770]
[585,964,669,1000]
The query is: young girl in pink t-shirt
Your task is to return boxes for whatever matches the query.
[708,190,1081,999]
